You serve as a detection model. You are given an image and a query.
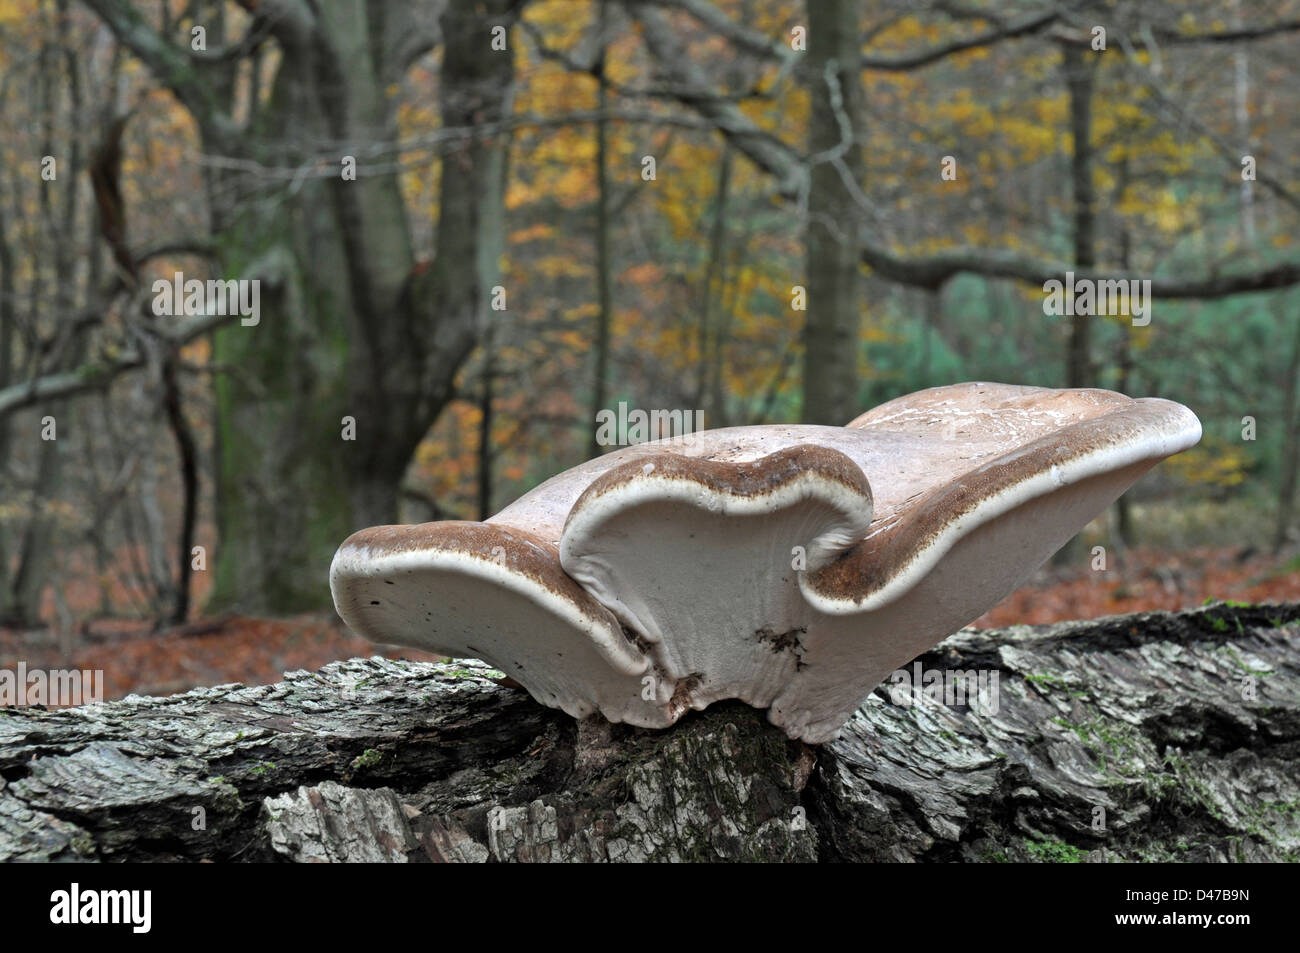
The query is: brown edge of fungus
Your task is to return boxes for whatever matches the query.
[561,444,874,535]
[809,396,1200,606]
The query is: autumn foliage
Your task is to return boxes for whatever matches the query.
[1,0,1298,700]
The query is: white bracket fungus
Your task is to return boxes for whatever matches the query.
[330,382,1201,743]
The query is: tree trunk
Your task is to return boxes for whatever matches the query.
[3,438,61,626]
[1232,0,1256,244]
[588,5,613,460]
[1061,41,1098,390]
[0,13,84,628]
[802,0,865,425]
[697,145,732,424]
[196,1,518,613]
[161,354,198,625]
[3,602,1295,862]
[0,172,13,621]
[1112,167,1135,552]
[1273,306,1300,552]
[1054,41,1100,568]
[477,335,495,522]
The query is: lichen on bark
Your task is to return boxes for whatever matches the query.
[1,602,1296,862]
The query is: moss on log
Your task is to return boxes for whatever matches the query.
[1,602,1297,862]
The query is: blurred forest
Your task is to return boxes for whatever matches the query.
[1,0,1299,700]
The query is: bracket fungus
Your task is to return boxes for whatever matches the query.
[330,382,1201,743]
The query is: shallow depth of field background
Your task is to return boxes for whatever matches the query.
[1,0,1298,701]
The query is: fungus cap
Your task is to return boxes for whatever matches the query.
[329,382,1201,742]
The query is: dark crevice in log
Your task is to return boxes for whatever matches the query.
[1,602,1297,862]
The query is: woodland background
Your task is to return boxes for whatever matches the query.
[1,0,1298,701]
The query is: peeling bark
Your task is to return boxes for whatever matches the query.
[1,602,1297,862]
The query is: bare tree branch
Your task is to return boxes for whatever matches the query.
[134,239,220,263]
[859,7,1062,70]
[381,0,446,83]
[630,4,1300,300]
[1114,38,1300,214]
[633,5,808,197]
[855,238,1300,297]
[0,309,244,418]
[186,10,275,65]
[644,0,797,63]
[650,0,1062,71]
[195,109,800,183]
[1147,17,1300,44]
[81,0,238,141]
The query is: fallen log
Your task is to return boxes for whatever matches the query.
[1,602,1297,862]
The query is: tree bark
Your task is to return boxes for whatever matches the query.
[160,354,199,625]
[1232,0,1257,244]
[802,0,865,425]
[1061,41,1098,390]
[1052,41,1100,568]
[1273,308,1300,552]
[2,602,1296,862]
[476,339,496,523]
[588,5,613,460]
[1111,160,1136,552]
[0,11,87,627]
[703,146,734,427]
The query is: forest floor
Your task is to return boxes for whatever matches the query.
[1,544,1297,705]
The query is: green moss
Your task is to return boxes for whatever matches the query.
[68,831,97,857]
[445,667,507,680]
[1025,839,1086,863]
[1219,645,1274,677]
[1024,672,1067,692]
[1052,713,1147,780]
[1161,751,1224,820]
[350,748,384,772]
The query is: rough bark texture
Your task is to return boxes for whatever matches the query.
[2,602,1297,863]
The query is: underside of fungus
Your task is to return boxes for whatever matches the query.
[330,382,1201,743]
